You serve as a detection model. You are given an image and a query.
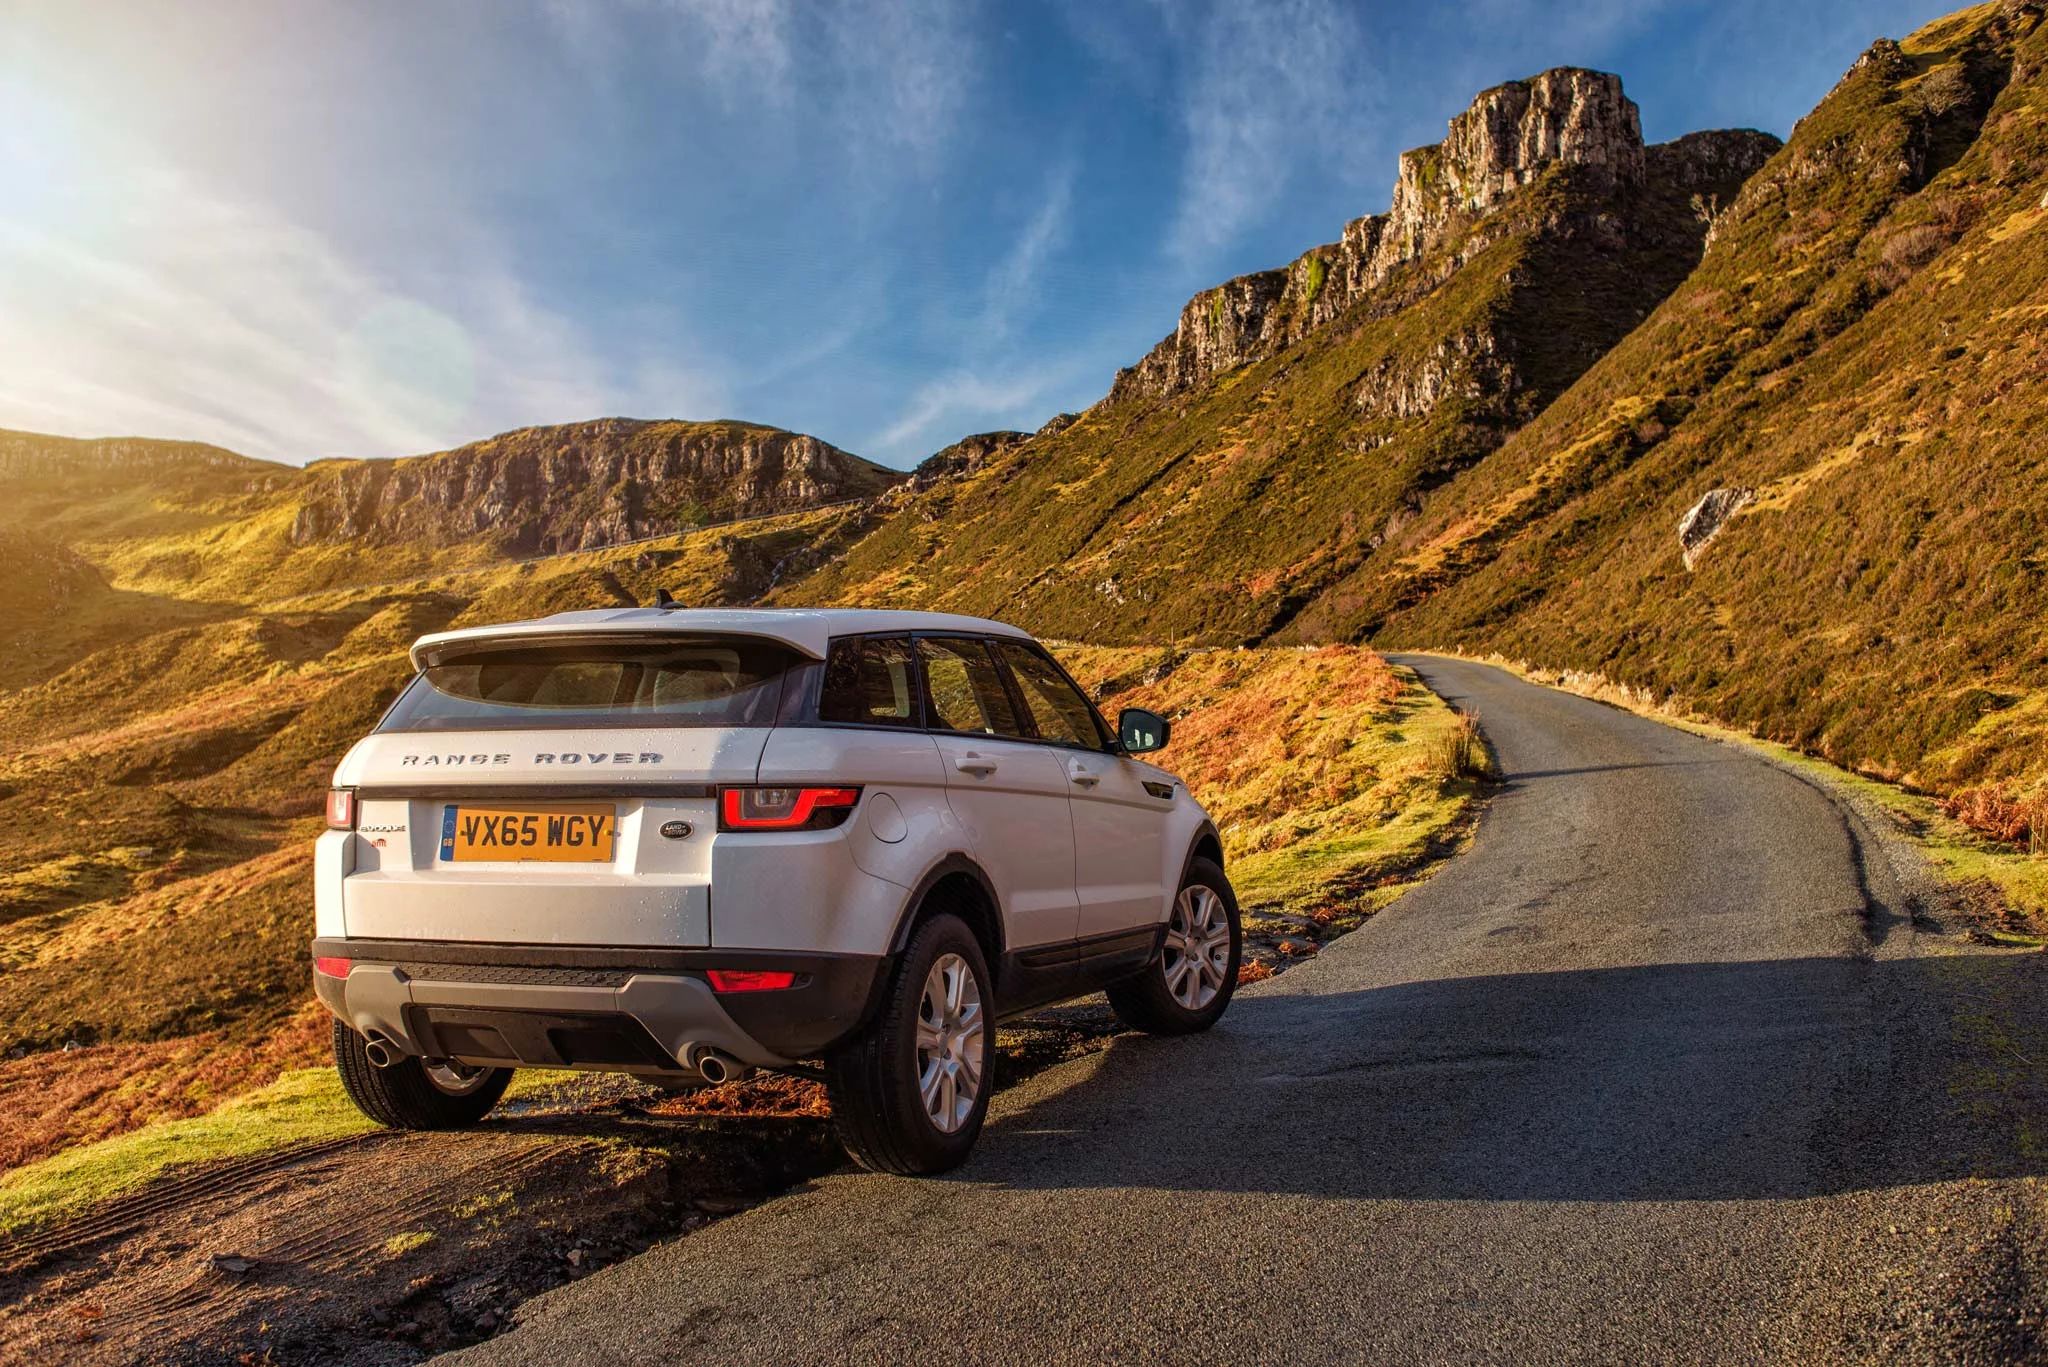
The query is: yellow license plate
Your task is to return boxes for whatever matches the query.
[439,803,617,862]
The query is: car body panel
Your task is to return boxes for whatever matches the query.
[928,733,1080,951]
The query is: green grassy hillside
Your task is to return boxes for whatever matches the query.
[1294,2,2048,823]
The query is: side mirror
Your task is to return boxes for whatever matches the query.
[1119,707,1170,754]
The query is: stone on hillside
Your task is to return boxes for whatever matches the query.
[1678,488,1755,569]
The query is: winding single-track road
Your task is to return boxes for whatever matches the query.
[448,656,2048,1366]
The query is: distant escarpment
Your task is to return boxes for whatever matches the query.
[288,419,902,556]
[1108,70,1779,406]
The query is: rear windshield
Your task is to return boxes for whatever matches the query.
[378,639,794,732]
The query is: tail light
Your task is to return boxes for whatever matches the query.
[325,788,357,830]
[314,956,352,978]
[706,970,799,993]
[718,786,860,831]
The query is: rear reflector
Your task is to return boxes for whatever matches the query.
[706,970,798,993]
[313,956,352,979]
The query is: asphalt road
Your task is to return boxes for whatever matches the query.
[447,656,2042,1366]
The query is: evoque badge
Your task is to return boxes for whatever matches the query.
[659,820,694,840]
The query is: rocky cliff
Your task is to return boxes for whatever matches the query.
[1107,71,1778,405]
[287,418,902,556]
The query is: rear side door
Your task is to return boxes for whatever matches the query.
[916,635,1080,953]
[993,640,1170,940]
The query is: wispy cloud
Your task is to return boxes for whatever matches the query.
[869,366,1069,457]
[0,157,722,463]
[544,0,973,173]
[980,164,1075,342]
[1166,0,1379,265]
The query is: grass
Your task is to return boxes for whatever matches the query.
[0,1064,598,1240]
[1056,644,1483,908]
[0,1066,374,1237]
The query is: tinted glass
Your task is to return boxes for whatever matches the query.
[379,640,791,732]
[918,637,1024,737]
[818,635,919,728]
[996,641,1106,749]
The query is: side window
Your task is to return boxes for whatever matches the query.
[818,636,919,728]
[917,637,1024,738]
[995,641,1106,749]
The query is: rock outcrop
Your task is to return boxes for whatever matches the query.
[288,419,902,556]
[912,431,1030,486]
[1678,488,1755,569]
[1107,70,1781,405]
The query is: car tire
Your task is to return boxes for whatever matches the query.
[825,912,992,1176]
[332,1019,513,1130]
[1107,856,1241,1035]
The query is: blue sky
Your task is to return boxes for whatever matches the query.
[0,0,1958,470]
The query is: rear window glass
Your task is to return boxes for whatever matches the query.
[818,635,920,728]
[378,640,793,732]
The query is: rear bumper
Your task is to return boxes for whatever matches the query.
[310,937,887,1071]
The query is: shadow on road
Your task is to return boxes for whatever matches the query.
[965,950,2048,1204]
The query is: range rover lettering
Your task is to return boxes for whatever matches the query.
[311,606,1239,1174]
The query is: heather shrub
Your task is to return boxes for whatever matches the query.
[1942,782,2046,852]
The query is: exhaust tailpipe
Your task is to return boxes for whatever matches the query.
[684,1044,751,1085]
[362,1037,398,1069]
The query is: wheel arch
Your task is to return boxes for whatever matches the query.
[888,853,1006,972]
[1184,821,1225,883]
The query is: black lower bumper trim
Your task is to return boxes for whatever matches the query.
[311,937,889,1058]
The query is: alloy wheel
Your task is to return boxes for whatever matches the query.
[424,1059,494,1096]
[915,952,985,1133]
[1163,884,1232,1010]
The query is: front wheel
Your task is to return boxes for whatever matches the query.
[332,1020,512,1130]
[1108,857,1241,1035]
[825,913,991,1176]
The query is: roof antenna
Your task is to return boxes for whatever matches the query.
[654,588,677,609]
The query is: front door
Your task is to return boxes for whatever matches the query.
[916,636,1079,953]
[992,641,1169,940]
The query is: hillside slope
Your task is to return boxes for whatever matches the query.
[1293,1,2047,805]
[0,418,898,683]
[777,70,1777,642]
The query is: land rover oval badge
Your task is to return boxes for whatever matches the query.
[659,820,694,840]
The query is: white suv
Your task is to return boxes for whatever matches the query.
[311,607,1239,1173]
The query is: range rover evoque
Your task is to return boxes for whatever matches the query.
[312,606,1240,1174]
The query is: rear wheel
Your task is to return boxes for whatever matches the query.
[332,1019,512,1130]
[1108,856,1240,1035]
[825,913,991,1175]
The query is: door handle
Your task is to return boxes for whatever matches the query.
[1067,759,1100,787]
[955,753,999,776]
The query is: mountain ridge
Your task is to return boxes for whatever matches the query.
[773,65,1779,647]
